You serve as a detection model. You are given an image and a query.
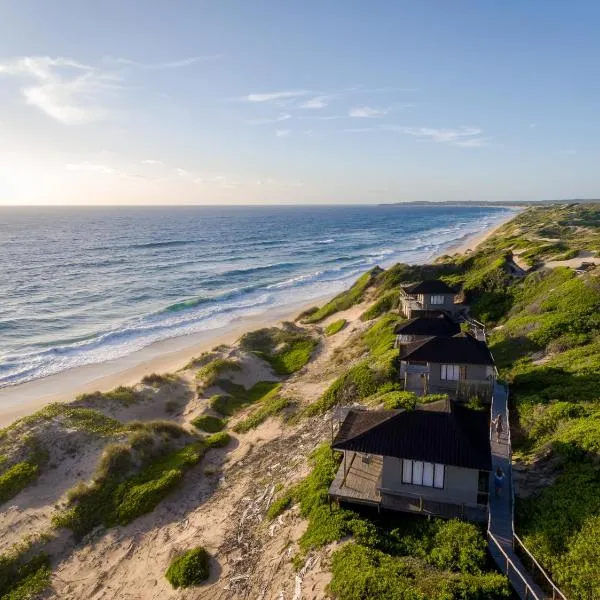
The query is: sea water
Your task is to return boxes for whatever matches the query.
[0,204,513,387]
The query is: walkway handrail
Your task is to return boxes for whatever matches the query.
[492,383,569,600]
[513,534,568,600]
[488,532,544,600]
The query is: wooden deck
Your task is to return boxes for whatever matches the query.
[488,383,547,599]
[329,452,382,507]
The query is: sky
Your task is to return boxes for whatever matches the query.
[0,1,599,205]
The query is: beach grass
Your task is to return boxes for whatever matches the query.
[301,267,381,323]
[324,319,346,336]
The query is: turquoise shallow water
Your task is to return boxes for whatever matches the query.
[0,204,512,387]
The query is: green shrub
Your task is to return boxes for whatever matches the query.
[302,268,381,323]
[54,442,205,538]
[240,325,317,374]
[196,358,241,387]
[266,491,294,520]
[325,319,347,336]
[305,361,380,416]
[233,394,288,433]
[0,552,51,599]
[191,415,225,433]
[0,461,40,504]
[360,290,400,321]
[141,372,176,387]
[77,385,139,406]
[428,520,487,574]
[268,338,317,375]
[165,547,210,588]
[205,432,231,448]
[209,381,281,416]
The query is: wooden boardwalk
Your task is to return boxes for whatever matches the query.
[488,383,547,599]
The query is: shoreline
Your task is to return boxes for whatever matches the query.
[0,212,518,427]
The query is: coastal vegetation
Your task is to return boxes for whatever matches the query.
[191,415,226,433]
[53,429,206,538]
[165,547,210,588]
[301,267,382,323]
[209,381,281,416]
[0,549,51,600]
[324,318,347,336]
[233,393,288,433]
[239,324,317,374]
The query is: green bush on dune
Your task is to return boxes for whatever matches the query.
[233,392,288,433]
[0,551,51,600]
[0,461,41,505]
[196,358,241,387]
[209,381,281,416]
[165,547,210,588]
[53,440,205,538]
[239,325,317,375]
[190,415,226,433]
[324,319,347,336]
[204,432,231,449]
[360,290,400,321]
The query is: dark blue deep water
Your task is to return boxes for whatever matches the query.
[0,205,513,387]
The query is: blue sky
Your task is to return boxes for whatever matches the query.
[1,1,599,205]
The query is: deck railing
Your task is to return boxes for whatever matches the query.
[490,384,568,600]
[513,534,568,600]
[488,532,545,600]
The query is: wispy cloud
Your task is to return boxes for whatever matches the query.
[529,122,537,129]
[275,129,291,137]
[109,55,222,70]
[565,148,577,155]
[141,159,163,165]
[246,90,311,103]
[300,95,330,109]
[245,112,292,125]
[0,56,119,124]
[348,106,388,118]
[386,126,488,147]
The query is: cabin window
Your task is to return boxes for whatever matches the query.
[402,459,445,488]
[441,364,460,380]
[430,295,445,305]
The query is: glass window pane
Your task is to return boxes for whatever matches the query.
[423,462,434,487]
[402,459,412,484]
[413,461,423,485]
[434,464,445,488]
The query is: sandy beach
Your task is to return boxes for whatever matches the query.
[0,213,517,428]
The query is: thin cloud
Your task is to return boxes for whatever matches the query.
[349,106,388,118]
[300,95,330,109]
[110,55,222,70]
[386,125,487,147]
[0,56,119,124]
[141,159,163,165]
[275,129,291,137]
[245,113,292,125]
[246,90,311,103]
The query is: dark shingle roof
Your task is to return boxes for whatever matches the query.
[332,400,491,471]
[403,280,456,295]
[395,316,460,337]
[400,333,495,366]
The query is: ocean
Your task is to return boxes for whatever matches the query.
[0,205,513,388]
